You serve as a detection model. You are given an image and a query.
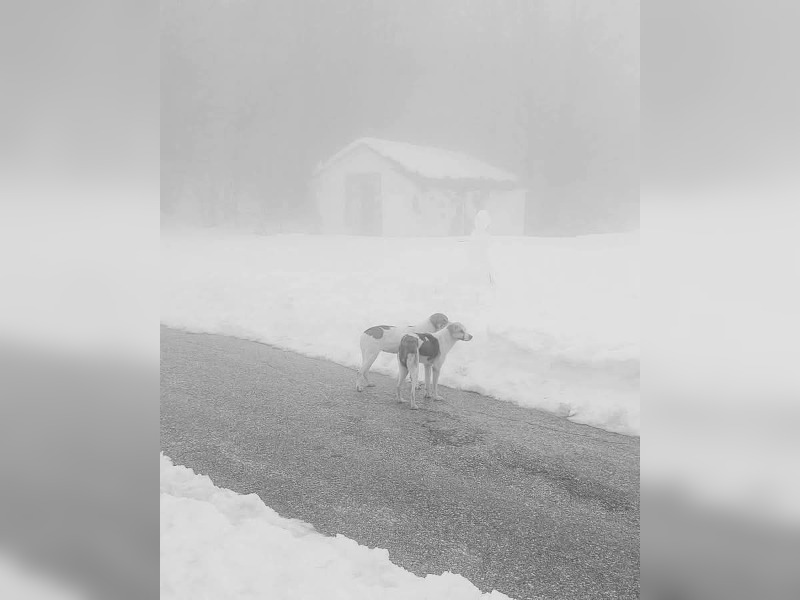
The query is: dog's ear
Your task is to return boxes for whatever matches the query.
[430,313,449,330]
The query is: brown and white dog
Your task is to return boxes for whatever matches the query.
[396,322,473,409]
[356,313,449,392]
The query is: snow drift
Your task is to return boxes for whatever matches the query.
[160,454,512,599]
[161,228,639,435]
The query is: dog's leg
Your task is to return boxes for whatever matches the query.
[423,364,432,398]
[408,359,419,409]
[431,367,444,401]
[415,365,425,390]
[357,347,380,391]
[396,362,408,403]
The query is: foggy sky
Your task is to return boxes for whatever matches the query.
[161,0,639,233]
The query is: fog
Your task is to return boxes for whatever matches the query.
[161,0,639,235]
[2,1,799,599]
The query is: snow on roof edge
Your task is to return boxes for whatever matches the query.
[314,137,520,185]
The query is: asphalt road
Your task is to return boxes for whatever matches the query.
[160,326,639,600]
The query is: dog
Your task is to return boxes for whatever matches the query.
[396,335,422,409]
[396,322,473,409]
[356,313,449,392]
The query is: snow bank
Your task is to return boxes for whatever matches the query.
[161,228,639,435]
[160,454,512,600]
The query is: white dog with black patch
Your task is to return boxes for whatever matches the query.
[396,322,473,409]
[356,313,449,392]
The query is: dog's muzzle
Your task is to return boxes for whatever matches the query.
[464,334,473,341]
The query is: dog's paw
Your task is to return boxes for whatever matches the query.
[433,394,445,401]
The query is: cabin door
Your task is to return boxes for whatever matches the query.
[345,173,382,235]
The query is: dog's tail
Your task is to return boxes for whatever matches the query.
[399,334,420,370]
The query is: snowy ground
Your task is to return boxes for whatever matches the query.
[161,454,512,599]
[161,228,639,435]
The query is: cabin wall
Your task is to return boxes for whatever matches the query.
[313,147,526,236]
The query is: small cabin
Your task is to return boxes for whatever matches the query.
[311,137,526,236]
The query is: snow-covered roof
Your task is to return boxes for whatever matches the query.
[316,137,519,185]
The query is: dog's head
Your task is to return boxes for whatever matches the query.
[429,313,449,331]
[446,322,473,341]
